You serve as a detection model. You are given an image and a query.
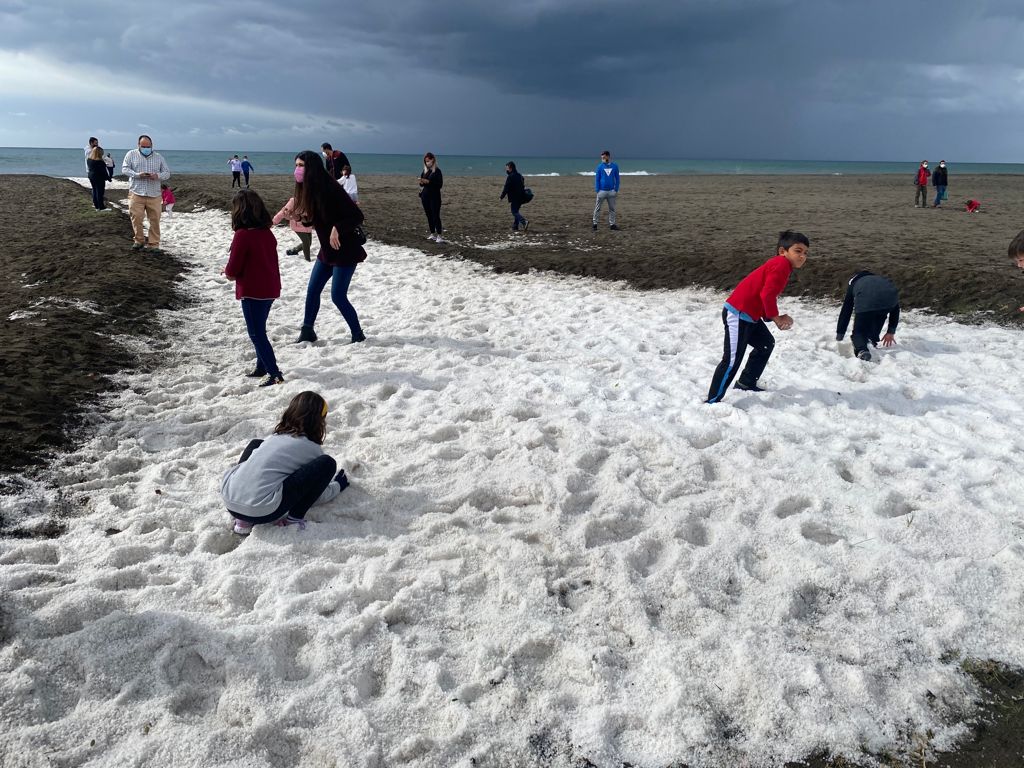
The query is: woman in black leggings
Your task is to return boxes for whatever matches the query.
[418,152,444,242]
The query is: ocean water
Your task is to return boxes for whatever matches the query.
[4,146,1024,177]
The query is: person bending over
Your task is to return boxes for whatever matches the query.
[222,391,349,536]
[836,271,900,361]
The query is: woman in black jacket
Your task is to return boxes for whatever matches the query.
[86,146,108,210]
[418,152,444,242]
[500,161,528,232]
[291,150,367,344]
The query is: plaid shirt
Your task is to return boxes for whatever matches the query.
[122,149,170,197]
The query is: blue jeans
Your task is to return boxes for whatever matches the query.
[302,260,363,339]
[511,204,526,230]
[934,185,946,206]
[240,298,281,376]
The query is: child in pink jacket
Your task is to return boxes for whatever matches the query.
[272,197,314,261]
[161,184,175,216]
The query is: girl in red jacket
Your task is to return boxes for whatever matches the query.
[223,190,284,387]
[706,230,808,403]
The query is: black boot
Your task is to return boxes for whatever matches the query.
[294,325,317,343]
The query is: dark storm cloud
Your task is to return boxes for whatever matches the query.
[3,0,1024,157]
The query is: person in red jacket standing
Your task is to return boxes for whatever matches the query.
[914,160,930,208]
[706,230,809,403]
[223,190,284,387]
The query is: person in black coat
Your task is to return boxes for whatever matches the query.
[500,161,529,232]
[291,150,367,344]
[86,146,109,210]
[931,160,948,208]
[418,152,444,242]
[836,271,900,361]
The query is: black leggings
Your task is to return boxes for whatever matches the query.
[89,176,106,209]
[232,171,242,188]
[421,193,442,233]
[851,310,888,354]
[228,439,336,524]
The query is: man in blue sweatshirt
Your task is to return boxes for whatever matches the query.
[592,150,620,231]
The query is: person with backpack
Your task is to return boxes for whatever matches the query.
[931,160,948,208]
[914,160,930,208]
[321,143,350,181]
[500,161,529,232]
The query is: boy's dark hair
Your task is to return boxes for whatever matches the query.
[230,189,272,231]
[274,391,328,445]
[321,142,332,151]
[1008,229,1024,259]
[777,230,810,251]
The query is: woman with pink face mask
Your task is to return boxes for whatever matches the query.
[290,150,366,345]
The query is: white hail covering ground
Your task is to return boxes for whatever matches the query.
[2,198,1024,768]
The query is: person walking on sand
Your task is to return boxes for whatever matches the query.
[592,150,620,231]
[122,134,171,253]
[228,155,243,188]
[241,155,255,188]
[104,152,115,181]
[291,150,367,345]
[221,391,349,536]
[419,152,444,242]
[835,271,900,361]
[223,189,285,387]
[500,161,529,232]
[931,160,948,208]
[914,160,930,208]
[706,230,809,403]
[86,146,109,211]
[272,188,314,262]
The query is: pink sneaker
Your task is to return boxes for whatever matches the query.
[274,515,307,530]
[232,520,254,536]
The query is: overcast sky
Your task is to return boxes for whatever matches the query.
[1,0,1022,161]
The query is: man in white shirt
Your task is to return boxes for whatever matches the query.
[121,134,171,252]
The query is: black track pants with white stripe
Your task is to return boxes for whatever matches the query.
[706,308,775,403]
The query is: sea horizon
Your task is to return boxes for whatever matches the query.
[4,146,1024,177]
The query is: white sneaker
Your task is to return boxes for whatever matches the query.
[426,234,437,241]
[434,235,444,243]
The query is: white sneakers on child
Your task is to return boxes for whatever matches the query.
[230,516,307,536]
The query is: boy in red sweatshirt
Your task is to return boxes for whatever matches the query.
[706,230,809,403]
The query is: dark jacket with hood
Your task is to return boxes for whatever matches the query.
[836,271,901,339]
[500,171,526,206]
[931,165,948,186]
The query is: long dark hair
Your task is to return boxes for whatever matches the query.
[293,149,335,226]
[230,190,272,231]
[274,391,328,445]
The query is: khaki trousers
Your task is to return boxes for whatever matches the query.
[129,193,162,246]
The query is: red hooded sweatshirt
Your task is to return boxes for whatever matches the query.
[916,166,930,185]
[725,254,793,321]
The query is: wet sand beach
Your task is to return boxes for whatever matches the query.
[0,176,185,490]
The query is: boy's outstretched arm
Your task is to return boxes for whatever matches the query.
[881,303,900,346]
[836,286,855,340]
